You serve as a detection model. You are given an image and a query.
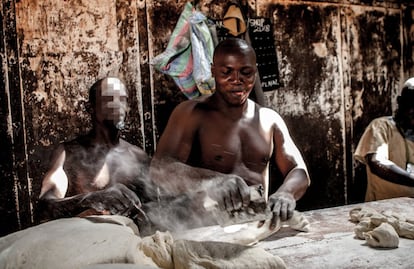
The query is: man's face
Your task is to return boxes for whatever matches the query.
[398,90,414,129]
[95,78,128,129]
[404,106,414,129]
[211,49,257,106]
[401,106,414,142]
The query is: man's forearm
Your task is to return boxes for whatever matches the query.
[366,155,414,187]
[274,168,309,200]
[37,194,92,220]
[150,158,228,195]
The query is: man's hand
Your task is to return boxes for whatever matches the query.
[82,183,147,222]
[262,191,296,230]
[206,174,251,212]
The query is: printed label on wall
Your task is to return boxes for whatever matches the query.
[248,17,281,91]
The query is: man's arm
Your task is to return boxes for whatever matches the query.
[366,153,414,187]
[266,112,310,227]
[38,183,145,221]
[152,102,251,211]
[150,158,251,211]
[152,100,226,188]
[39,145,68,200]
[154,101,197,163]
[38,145,145,222]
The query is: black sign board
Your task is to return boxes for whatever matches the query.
[248,17,281,91]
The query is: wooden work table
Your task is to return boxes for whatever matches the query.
[257,197,414,268]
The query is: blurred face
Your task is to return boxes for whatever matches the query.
[401,79,414,130]
[211,47,257,106]
[396,91,414,141]
[95,78,128,130]
[402,106,414,130]
[401,106,414,142]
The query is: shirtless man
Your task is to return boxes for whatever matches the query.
[38,77,152,222]
[152,38,310,229]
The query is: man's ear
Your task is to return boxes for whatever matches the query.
[85,102,94,114]
[211,63,215,77]
[397,95,405,107]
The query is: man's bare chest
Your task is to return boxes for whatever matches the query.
[64,147,141,192]
[196,125,272,173]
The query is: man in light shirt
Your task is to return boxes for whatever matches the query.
[355,77,414,201]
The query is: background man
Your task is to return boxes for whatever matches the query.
[38,77,151,222]
[355,77,414,201]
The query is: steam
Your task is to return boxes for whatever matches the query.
[140,159,268,236]
[104,148,223,234]
[140,164,220,235]
[67,142,262,236]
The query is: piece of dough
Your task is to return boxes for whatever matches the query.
[349,207,386,224]
[395,221,414,239]
[138,230,287,269]
[354,218,376,240]
[139,231,174,269]
[172,210,310,246]
[379,210,414,239]
[287,210,311,232]
[172,239,286,269]
[363,222,399,248]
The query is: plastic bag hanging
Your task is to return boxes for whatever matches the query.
[151,2,215,99]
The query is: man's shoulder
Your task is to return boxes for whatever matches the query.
[119,139,149,161]
[174,95,214,114]
[364,116,398,135]
[369,116,395,127]
[119,139,144,150]
[63,134,94,149]
[255,102,282,121]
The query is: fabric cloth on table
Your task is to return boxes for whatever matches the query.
[0,215,286,269]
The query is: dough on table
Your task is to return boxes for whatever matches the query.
[172,210,310,246]
[363,222,399,248]
[349,207,414,248]
[0,216,286,269]
[395,221,414,239]
[354,218,376,240]
[172,240,286,269]
[138,230,286,269]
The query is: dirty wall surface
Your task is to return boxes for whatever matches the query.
[0,0,413,236]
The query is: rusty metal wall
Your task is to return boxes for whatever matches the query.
[1,0,148,235]
[259,3,405,209]
[0,0,413,235]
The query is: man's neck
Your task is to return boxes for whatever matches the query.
[91,124,121,146]
[212,93,250,120]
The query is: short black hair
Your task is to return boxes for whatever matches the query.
[398,84,414,109]
[213,38,256,61]
[88,78,104,107]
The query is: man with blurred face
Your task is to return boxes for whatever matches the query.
[95,77,127,130]
[152,38,310,230]
[38,77,151,223]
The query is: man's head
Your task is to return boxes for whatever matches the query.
[89,77,128,130]
[395,77,414,135]
[211,38,257,106]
